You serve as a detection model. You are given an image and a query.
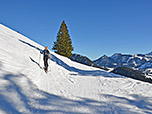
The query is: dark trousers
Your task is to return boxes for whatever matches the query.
[43,56,48,70]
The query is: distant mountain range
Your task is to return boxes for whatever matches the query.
[93,52,152,70]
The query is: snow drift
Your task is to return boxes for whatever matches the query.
[0,24,152,114]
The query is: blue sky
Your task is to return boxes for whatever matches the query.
[0,0,152,60]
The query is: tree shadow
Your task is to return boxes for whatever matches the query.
[50,54,123,78]
[101,94,152,114]
[0,73,87,114]
[0,73,150,114]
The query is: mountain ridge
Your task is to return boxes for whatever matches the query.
[93,52,152,71]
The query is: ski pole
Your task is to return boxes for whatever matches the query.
[39,53,41,65]
[48,54,51,65]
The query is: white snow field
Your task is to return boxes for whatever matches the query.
[0,24,152,114]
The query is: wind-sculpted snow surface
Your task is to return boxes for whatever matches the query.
[0,24,152,114]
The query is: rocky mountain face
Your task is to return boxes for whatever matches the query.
[70,54,108,70]
[71,54,95,66]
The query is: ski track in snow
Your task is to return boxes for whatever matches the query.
[0,24,152,114]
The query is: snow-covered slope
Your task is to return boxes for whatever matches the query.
[0,24,152,114]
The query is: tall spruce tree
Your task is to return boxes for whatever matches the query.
[52,20,74,58]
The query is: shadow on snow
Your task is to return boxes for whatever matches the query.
[19,39,42,52]
[0,73,151,114]
[19,39,122,78]
[29,57,42,69]
[50,54,122,78]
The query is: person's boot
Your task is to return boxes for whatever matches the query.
[44,67,48,73]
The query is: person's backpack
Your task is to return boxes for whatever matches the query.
[44,50,50,58]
